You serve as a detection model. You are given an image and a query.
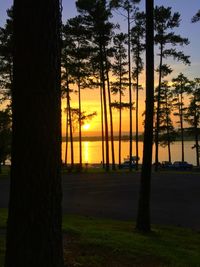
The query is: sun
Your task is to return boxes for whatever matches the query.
[83,123,90,131]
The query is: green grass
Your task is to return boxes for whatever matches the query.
[0,166,10,180]
[0,209,200,267]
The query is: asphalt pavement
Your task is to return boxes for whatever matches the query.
[1,171,200,230]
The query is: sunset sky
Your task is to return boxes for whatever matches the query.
[0,1,200,136]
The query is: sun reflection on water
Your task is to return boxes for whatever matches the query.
[83,141,89,164]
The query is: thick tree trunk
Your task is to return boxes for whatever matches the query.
[136,0,154,233]
[5,1,64,266]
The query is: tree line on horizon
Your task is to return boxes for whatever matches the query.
[1,1,200,172]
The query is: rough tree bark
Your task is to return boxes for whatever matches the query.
[136,0,154,232]
[5,1,64,266]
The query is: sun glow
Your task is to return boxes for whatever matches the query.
[83,123,90,131]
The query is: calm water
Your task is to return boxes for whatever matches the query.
[62,140,197,165]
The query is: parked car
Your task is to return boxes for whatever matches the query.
[119,160,136,169]
[161,161,172,168]
[172,161,193,170]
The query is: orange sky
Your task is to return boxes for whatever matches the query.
[61,74,146,137]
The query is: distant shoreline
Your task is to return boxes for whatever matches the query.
[62,135,197,142]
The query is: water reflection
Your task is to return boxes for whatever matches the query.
[83,141,89,163]
[62,141,196,165]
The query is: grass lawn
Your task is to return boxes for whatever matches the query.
[0,166,10,180]
[0,209,200,267]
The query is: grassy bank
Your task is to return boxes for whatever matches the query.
[0,209,199,267]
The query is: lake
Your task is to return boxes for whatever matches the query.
[62,140,198,165]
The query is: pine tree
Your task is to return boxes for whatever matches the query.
[0,108,11,173]
[76,0,114,171]
[0,8,13,103]
[155,81,176,163]
[131,11,145,170]
[154,5,190,171]
[110,0,140,170]
[172,73,191,162]
[111,33,129,166]
[63,16,91,169]
[184,78,200,166]
[62,23,76,167]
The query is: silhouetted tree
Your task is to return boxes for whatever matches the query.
[184,78,200,166]
[76,0,114,171]
[63,16,91,168]
[131,11,145,170]
[111,33,129,165]
[154,5,190,171]
[61,25,75,167]
[172,73,191,162]
[5,1,64,266]
[136,0,154,233]
[110,0,140,170]
[155,81,176,163]
[0,108,11,172]
[0,8,13,103]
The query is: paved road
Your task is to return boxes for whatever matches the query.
[1,171,200,229]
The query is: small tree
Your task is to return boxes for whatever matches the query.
[172,73,191,162]
[0,8,13,103]
[0,108,11,172]
[184,78,200,166]
[155,81,176,163]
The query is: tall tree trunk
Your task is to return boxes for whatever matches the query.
[65,97,69,165]
[67,86,74,167]
[194,112,199,166]
[78,80,82,168]
[104,47,115,170]
[135,63,139,171]
[128,7,133,171]
[5,1,64,266]
[136,0,154,233]
[100,85,105,168]
[100,45,109,171]
[180,91,185,162]
[167,125,172,163]
[119,83,122,166]
[166,92,171,163]
[155,44,163,171]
